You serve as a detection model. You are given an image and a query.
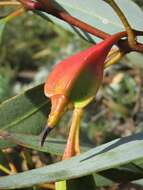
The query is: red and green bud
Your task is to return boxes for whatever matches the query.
[40,31,126,145]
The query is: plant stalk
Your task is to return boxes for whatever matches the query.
[103,0,136,47]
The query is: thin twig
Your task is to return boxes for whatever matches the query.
[18,0,143,53]
[103,0,136,47]
[37,0,143,52]
[19,0,110,39]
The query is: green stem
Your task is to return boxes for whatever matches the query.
[63,108,83,159]
[56,181,67,190]
[104,0,136,47]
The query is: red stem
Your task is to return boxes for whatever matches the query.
[19,0,143,52]
[53,11,110,40]
[19,0,110,40]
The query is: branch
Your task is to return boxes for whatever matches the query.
[103,0,136,47]
[19,0,143,53]
[19,0,110,40]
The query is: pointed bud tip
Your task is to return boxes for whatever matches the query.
[39,126,52,147]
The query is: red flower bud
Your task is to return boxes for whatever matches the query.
[40,31,126,145]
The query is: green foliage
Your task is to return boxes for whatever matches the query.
[0,84,50,134]
[0,0,143,190]
[35,0,143,43]
[1,132,143,189]
[0,66,14,102]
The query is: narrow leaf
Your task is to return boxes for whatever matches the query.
[0,139,15,149]
[1,133,89,155]
[0,132,143,189]
[35,0,143,42]
[0,84,50,134]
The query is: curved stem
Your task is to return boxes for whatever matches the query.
[104,0,136,47]
[38,0,143,52]
[19,0,143,52]
[20,1,143,40]
[56,108,83,189]
[19,0,110,39]
[63,108,83,159]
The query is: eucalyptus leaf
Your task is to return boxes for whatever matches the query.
[35,0,143,42]
[126,52,143,69]
[0,84,50,134]
[1,133,89,155]
[133,178,143,186]
[0,139,15,149]
[2,132,143,187]
[1,132,143,189]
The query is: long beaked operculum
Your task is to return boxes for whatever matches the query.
[40,95,69,146]
[39,32,132,147]
[40,126,53,146]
